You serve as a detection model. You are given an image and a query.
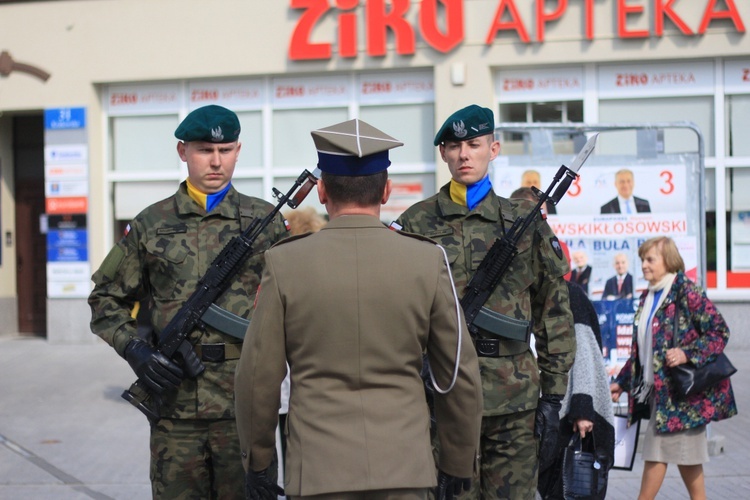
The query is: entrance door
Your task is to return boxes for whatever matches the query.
[14,115,46,335]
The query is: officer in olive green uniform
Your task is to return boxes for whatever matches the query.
[89,105,288,499]
[236,119,483,500]
[395,105,575,499]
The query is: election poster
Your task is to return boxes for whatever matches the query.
[493,161,698,378]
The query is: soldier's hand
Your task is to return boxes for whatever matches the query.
[435,470,471,500]
[125,339,184,395]
[534,394,563,472]
[244,468,284,500]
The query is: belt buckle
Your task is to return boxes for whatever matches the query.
[201,343,225,362]
[475,339,500,358]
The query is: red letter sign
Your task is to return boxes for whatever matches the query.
[536,0,567,42]
[698,0,746,34]
[485,0,531,44]
[289,0,332,60]
[366,0,415,56]
[617,0,649,39]
[655,0,693,36]
[419,0,464,53]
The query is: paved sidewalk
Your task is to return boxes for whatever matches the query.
[1,334,748,499]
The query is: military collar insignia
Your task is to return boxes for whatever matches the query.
[452,120,467,139]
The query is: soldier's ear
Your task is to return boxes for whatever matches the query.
[317,179,328,205]
[381,179,393,205]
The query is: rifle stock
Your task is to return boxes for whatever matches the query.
[122,168,320,420]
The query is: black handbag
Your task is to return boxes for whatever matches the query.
[671,352,737,397]
[562,433,608,500]
[669,289,737,397]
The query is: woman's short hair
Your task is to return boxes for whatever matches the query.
[638,236,685,273]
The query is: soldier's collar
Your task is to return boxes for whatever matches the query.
[176,181,237,219]
[437,183,500,222]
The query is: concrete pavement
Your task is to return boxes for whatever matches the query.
[1,334,748,499]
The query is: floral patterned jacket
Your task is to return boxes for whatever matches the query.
[615,271,737,433]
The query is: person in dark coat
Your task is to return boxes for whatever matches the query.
[603,253,634,300]
[570,250,592,295]
[538,280,615,500]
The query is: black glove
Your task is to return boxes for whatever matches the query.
[244,468,284,500]
[534,394,563,472]
[125,339,184,395]
[435,470,471,500]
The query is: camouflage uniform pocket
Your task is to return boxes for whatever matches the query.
[145,236,190,300]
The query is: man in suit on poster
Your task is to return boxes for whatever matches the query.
[570,250,592,295]
[600,169,651,214]
[602,253,634,300]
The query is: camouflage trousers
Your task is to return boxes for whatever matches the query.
[463,409,538,500]
[149,418,251,500]
[294,488,429,499]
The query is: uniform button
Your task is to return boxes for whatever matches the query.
[242,451,247,458]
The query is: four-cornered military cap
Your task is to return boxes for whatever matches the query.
[174,104,241,143]
[433,104,495,146]
[311,119,403,175]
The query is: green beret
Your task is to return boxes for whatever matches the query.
[433,104,495,146]
[174,105,240,143]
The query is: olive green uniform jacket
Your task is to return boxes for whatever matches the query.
[235,215,483,497]
[396,185,574,415]
[89,182,288,420]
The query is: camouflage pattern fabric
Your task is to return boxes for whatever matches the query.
[150,418,277,499]
[396,184,574,499]
[89,182,288,420]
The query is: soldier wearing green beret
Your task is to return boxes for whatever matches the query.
[235,119,483,500]
[89,104,288,499]
[394,105,575,499]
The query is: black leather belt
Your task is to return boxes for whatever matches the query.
[194,343,242,362]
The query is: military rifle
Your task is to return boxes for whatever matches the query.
[122,168,321,421]
[461,133,598,344]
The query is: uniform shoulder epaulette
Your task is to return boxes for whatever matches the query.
[271,232,314,248]
[396,230,438,245]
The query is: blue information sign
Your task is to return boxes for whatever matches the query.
[47,229,88,262]
[45,107,86,130]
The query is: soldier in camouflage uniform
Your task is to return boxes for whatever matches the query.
[89,105,287,499]
[394,105,575,499]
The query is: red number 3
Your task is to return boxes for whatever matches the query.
[659,170,674,195]
[568,176,582,197]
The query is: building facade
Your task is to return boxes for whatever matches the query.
[0,0,748,343]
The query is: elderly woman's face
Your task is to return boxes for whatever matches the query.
[642,246,667,285]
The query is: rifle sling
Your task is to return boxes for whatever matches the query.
[201,303,249,340]
[473,306,531,344]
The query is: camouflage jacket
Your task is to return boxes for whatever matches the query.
[89,182,288,420]
[396,184,574,416]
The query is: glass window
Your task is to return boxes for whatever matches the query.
[359,103,434,164]
[598,97,713,156]
[730,168,750,271]
[236,111,263,168]
[728,95,750,157]
[498,101,583,154]
[272,108,348,168]
[112,115,180,172]
[114,181,178,220]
